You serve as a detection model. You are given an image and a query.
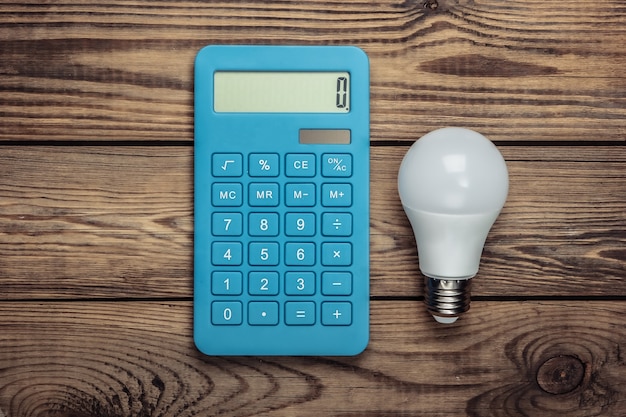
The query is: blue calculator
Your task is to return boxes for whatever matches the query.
[194,45,369,356]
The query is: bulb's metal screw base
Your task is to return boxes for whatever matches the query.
[424,277,471,321]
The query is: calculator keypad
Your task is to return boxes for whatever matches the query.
[210,152,355,327]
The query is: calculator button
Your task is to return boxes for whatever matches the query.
[212,271,243,295]
[285,272,316,296]
[322,154,352,177]
[212,183,243,206]
[322,183,352,207]
[322,272,352,296]
[285,302,316,326]
[212,212,243,236]
[286,154,316,177]
[285,183,316,206]
[213,153,243,177]
[285,242,316,266]
[322,213,352,236]
[212,242,243,266]
[321,242,352,266]
[211,301,243,325]
[322,302,352,326]
[248,242,279,266]
[285,213,315,236]
[248,183,279,206]
[249,153,279,177]
[248,302,279,326]
[249,271,279,295]
[249,212,279,236]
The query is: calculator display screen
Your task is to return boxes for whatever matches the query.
[214,72,350,113]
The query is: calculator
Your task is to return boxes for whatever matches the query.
[193,45,369,356]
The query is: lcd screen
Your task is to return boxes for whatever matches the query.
[214,72,350,113]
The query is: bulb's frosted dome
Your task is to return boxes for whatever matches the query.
[398,127,508,215]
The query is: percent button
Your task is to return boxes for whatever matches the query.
[249,153,279,177]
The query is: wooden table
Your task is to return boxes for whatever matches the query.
[1,1,625,415]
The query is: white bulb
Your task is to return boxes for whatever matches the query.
[398,127,509,323]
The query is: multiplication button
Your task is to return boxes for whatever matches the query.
[321,242,352,266]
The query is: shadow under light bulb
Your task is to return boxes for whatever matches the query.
[398,127,509,324]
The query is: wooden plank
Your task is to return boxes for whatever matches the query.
[0,146,624,299]
[1,1,624,142]
[0,300,624,416]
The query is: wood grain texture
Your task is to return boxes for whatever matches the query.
[0,146,624,299]
[0,300,624,416]
[1,0,625,142]
[1,1,625,415]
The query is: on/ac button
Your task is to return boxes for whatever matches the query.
[322,154,352,177]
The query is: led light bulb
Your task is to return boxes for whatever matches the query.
[398,127,509,324]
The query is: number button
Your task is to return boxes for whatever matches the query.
[249,153,279,177]
[285,243,315,266]
[212,242,242,266]
[285,272,315,296]
[212,212,242,236]
[249,213,279,236]
[212,271,243,295]
[285,213,315,236]
[212,153,243,177]
[249,272,279,295]
[322,154,352,177]
[211,301,242,325]
[248,242,279,266]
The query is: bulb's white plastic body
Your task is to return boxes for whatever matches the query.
[398,127,509,323]
[403,209,501,280]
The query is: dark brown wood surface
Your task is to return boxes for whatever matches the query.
[1,1,625,416]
